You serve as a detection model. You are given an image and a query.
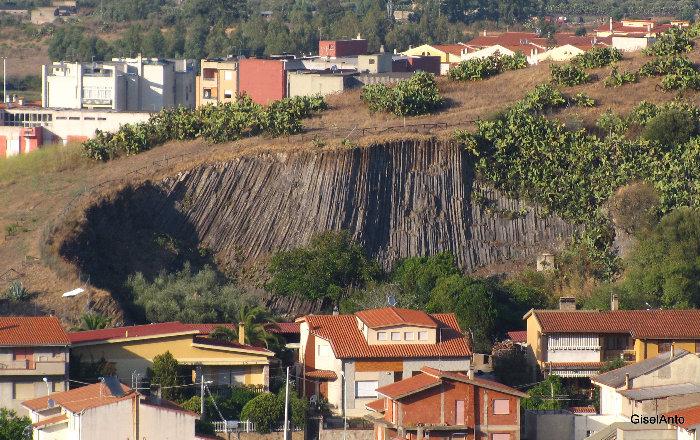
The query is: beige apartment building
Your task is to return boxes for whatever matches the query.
[41,55,196,111]
[196,59,238,106]
[0,316,70,415]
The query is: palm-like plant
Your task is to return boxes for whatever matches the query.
[72,312,112,331]
[209,326,237,342]
[236,305,281,350]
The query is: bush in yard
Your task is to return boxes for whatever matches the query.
[241,393,281,434]
[4,281,29,302]
[644,27,693,56]
[638,56,695,77]
[660,70,700,91]
[360,71,443,116]
[550,63,591,86]
[448,52,527,81]
[572,47,622,68]
[0,408,31,440]
[642,107,699,146]
[603,67,638,87]
[628,101,659,125]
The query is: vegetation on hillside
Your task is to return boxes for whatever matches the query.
[360,71,443,116]
[448,52,527,81]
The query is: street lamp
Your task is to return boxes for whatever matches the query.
[42,377,51,396]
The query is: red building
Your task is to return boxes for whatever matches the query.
[238,58,287,105]
[392,56,441,76]
[367,367,526,440]
[319,38,369,58]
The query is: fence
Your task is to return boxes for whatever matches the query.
[213,420,255,433]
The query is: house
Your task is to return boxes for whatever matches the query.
[506,331,527,345]
[666,404,700,440]
[196,58,238,107]
[0,316,70,416]
[287,70,353,98]
[366,366,526,440]
[297,307,484,417]
[319,37,369,58]
[41,55,196,111]
[238,58,291,105]
[401,44,467,74]
[391,55,442,76]
[23,377,197,440]
[524,296,700,378]
[594,18,689,52]
[69,322,275,388]
[592,348,700,419]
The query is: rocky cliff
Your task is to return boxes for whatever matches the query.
[59,138,575,306]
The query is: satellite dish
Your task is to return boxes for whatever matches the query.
[387,295,397,307]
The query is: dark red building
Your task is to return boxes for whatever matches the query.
[238,58,287,105]
[392,56,441,76]
[368,367,526,440]
[319,38,369,57]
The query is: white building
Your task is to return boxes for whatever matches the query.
[23,378,198,440]
[41,55,196,112]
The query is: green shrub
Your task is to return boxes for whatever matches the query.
[572,47,623,68]
[360,71,443,116]
[516,84,567,112]
[642,107,699,146]
[660,71,700,91]
[629,101,659,125]
[570,93,596,107]
[550,63,591,86]
[596,109,628,136]
[4,281,29,302]
[603,67,638,87]
[644,27,693,56]
[638,56,695,77]
[608,182,660,235]
[448,52,527,81]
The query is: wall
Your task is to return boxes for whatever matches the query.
[636,340,699,361]
[537,45,584,62]
[612,36,652,51]
[139,401,197,440]
[364,325,436,345]
[287,72,346,97]
[357,54,393,73]
[238,59,286,105]
[546,334,602,363]
[80,398,134,439]
[319,40,368,57]
[462,46,516,61]
[631,353,700,389]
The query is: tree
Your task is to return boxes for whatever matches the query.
[69,354,116,383]
[73,312,112,331]
[235,305,280,349]
[151,351,181,401]
[608,182,660,235]
[143,27,167,58]
[0,409,31,440]
[185,17,209,60]
[209,326,237,342]
[522,375,568,410]
[599,358,627,373]
[493,346,533,387]
[267,231,379,306]
[643,107,699,147]
[168,23,186,57]
[205,22,231,57]
[116,24,143,58]
[619,208,700,309]
[240,393,281,434]
[391,252,460,307]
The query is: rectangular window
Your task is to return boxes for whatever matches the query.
[224,90,233,99]
[355,380,378,398]
[418,331,428,341]
[224,70,233,80]
[377,332,387,341]
[493,399,510,415]
[13,382,35,400]
[391,332,401,341]
[404,332,414,341]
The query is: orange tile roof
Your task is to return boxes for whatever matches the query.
[666,404,700,429]
[421,367,527,397]
[0,316,70,346]
[531,309,700,339]
[355,307,438,329]
[366,398,387,413]
[376,373,443,399]
[266,322,301,334]
[433,44,468,56]
[32,414,68,428]
[23,382,134,413]
[507,330,527,343]
[570,406,596,414]
[69,322,197,344]
[304,312,471,359]
[305,369,338,380]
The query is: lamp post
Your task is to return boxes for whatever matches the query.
[42,377,51,396]
[2,57,6,104]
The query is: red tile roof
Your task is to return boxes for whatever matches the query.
[185,323,235,334]
[0,316,70,346]
[366,398,387,413]
[570,406,597,414]
[507,330,527,343]
[191,336,273,354]
[432,44,468,56]
[23,382,134,413]
[304,312,471,359]
[594,20,673,36]
[666,404,700,429]
[376,373,443,399]
[530,309,700,339]
[305,369,338,380]
[355,307,438,329]
[266,322,301,334]
[69,322,197,344]
[32,414,68,428]
[421,367,527,397]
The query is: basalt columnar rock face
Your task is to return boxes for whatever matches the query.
[60,138,575,310]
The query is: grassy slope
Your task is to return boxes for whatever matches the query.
[1,48,700,322]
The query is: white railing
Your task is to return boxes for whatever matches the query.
[213,420,254,433]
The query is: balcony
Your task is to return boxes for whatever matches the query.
[0,360,66,376]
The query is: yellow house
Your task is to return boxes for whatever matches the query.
[196,59,238,107]
[401,44,465,64]
[523,297,700,378]
[69,322,274,388]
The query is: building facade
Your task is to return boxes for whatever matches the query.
[196,59,239,107]
[41,56,195,111]
[319,38,368,58]
[0,316,70,416]
[298,307,484,417]
[69,322,274,388]
[238,58,289,105]
[368,367,526,440]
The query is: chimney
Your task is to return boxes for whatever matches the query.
[611,294,619,311]
[467,366,475,380]
[238,322,245,345]
[624,373,630,389]
[609,17,613,32]
[483,30,487,36]
[671,343,675,357]
[125,329,129,338]
[559,297,576,311]
[379,45,385,53]
[332,305,339,316]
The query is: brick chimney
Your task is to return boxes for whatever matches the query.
[238,322,245,345]
[559,297,576,311]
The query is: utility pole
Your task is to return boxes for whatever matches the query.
[3,57,6,104]
[200,372,206,418]
[283,366,290,440]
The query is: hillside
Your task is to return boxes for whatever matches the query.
[2,48,700,324]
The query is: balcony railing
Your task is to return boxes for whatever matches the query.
[0,360,66,375]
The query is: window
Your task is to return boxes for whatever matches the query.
[355,380,378,398]
[13,382,35,400]
[404,332,414,341]
[418,331,428,341]
[224,90,233,99]
[696,341,700,353]
[492,434,511,440]
[493,399,510,415]
[224,70,233,80]
[377,332,387,341]
[391,332,401,341]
